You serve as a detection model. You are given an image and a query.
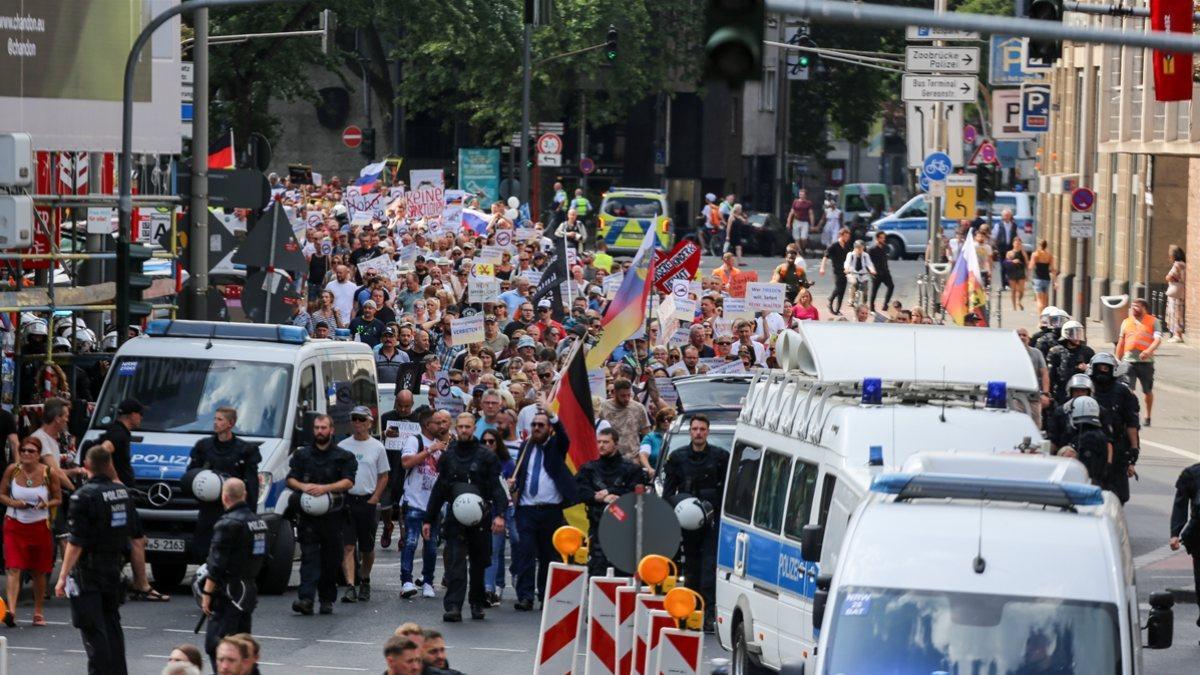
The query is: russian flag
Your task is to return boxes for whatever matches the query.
[461,208,490,235]
[940,228,989,326]
[355,161,386,193]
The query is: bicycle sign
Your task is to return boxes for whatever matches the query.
[922,152,953,181]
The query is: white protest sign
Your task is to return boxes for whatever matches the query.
[673,297,696,322]
[385,421,421,451]
[670,279,690,299]
[713,318,734,338]
[515,228,538,242]
[723,297,753,320]
[410,168,445,190]
[746,282,787,312]
[698,357,725,372]
[408,185,445,220]
[442,189,466,225]
[523,270,542,285]
[657,295,677,326]
[588,368,607,401]
[469,275,501,303]
[343,186,386,221]
[689,280,703,297]
[477,245,506,264]
[87,207,115,234]
[494,229,514,250]
[667,326,691,348]
[709,360,747,374]
[356,254,396,280]
[655,377,678,406]
[451,314,485,344]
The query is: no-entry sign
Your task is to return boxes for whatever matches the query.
[342,125,363,149]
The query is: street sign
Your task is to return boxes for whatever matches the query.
[927,178,946,198]
[963,124,977,143]
[989,35,1041,86]
[580,157,596,175]
[902,74,977,102]
[536,133,563,155]
[991,89,1031,140]
[1020,83,1051,134]
[1070,187,1096,212]
[906,26,979,41]
[943,174,977,220]
[1069,211,1095,238]
[967,140,998,167]
[537,152,562,167]
[906,102,963,168]
[922,152,953,181]
[904,46,980,73]
[342,125,363,148]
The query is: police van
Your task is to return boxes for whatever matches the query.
[869,190,1037,259]
[597,187,672,253]
[715,321,1043,673]
[84,320,379,593]
[812,452,1174,674]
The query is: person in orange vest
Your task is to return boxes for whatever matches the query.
[1115,297,1163,427]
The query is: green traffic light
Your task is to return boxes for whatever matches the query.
[606,49,616,61]
[798,55,809,66]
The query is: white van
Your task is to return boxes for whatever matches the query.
[715,321,1043,673]
[870,190,1037,259]
[813,452,1174,674]
[84,320,379,592]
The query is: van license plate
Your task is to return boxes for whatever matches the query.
[146,538,186,553]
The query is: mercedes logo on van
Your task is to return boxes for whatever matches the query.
[147,482,172,507]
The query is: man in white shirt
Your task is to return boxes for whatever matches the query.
[733,320,767,366]
[338,406,391,603]
[399,409,449,599]
[324,264,358,324]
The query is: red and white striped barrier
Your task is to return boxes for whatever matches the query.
[584,576,631,675]
[630,593,666,675]
[614,585,645,675]
[534,562,589,675]
[641,609,676,675]
[654,628,704,675]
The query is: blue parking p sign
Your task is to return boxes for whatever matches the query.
[989,35,1038,86]
[1020,84,1051,134]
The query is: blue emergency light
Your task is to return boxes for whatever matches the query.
[861,378,883,405]
[985,381,1007,409]
[334,328,351,340]
[869,445,883,466]
[870,473,1103,507]
[146,320,308,345]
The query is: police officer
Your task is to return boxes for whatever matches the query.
[200,477,267,671]
[1047,374,1098,452]
[575,427,647,577]
[1089,352,1141,503]
[661,413,729,632]
[1047,321,1095,404]
[287,414,357,616]
[55,446,132,675]
[1034,307,1070,357]
[1169,462,1200,626]
[423,412,506,622]
[1058,397,1112,485]
[187,406,261,558]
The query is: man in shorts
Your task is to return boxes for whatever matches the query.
[786,189,816,253]
[1115,298,1162,426]
[339,406,390,602]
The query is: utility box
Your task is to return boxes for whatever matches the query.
[0,195,34,249]
[0,133,33,187]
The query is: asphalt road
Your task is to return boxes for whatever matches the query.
[5,256,1198,673]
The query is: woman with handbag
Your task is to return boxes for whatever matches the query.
[0,435,61,627]
[1170,462,1200,630]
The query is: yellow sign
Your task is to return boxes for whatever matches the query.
[473,263,495,277]
[943,174,977,221]
[1163,54,1175,75]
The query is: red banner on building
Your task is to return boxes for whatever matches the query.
[1151,0,1194,102]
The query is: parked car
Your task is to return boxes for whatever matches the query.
[869,190,1038,260]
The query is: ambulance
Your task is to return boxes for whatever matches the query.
[714,321,1044,673]
[596,187,672,253]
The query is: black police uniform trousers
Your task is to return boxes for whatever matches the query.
[586,517,613,578]
[205,585,256,669]
[194,503,223,559]
[681,520,718,617]
[298,512,345,604]
[442,519,492,611]
[71,584,127,675]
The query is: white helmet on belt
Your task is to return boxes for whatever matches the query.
[672,496,712,531]
[452,492,487,527]
[1066,395,1101,427]
[182,469,224,502]
[299,491,342,516]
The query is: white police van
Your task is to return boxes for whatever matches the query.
[813,452,1173,674]
[84,320,379,592]
[870,191,1037,259]
[715,321,1042,673]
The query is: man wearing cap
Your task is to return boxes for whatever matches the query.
[514,336,537,363]
[375,328,411,385]
[531,299,564,340]
[482,315,509,355]
[349,300,386,347]
[338,407,390,603]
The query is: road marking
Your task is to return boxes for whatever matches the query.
[469,647,529,653]
[1135,544,1177,569]
[123,625,147,630]
[317,639,374,645]
[1143,439,1198,461]
[9,646,47,651]
[251,634,301,641]
[163,628,194,634]
[64,649,86,654]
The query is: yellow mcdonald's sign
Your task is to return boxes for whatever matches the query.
[1163,54,1176,75]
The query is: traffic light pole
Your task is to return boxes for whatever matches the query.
[520,21,532,207]
[191,5,210,321]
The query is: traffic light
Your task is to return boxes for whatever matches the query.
[117,241,154,336]
[360,127,376,160]
[704,0,765,85]
[793,34,817,81]
[320,9,337,55]
[605,25,618,61]
[976,164,996,203]
[1027,0,1063,63]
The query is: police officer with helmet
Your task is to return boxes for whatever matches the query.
[1089,352,1141,503]
[1058,397,1112,484]
[423,412,506,622]
[575,427,648,577]
[661,413,729,632]
[199,477,267,671]
[287,414,357,616]
[186,406,261,557]
[55,446,133,675]
[1047,320,1095,404]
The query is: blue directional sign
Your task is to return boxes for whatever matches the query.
[989,35,1038,86]
[1020,84,1051,134]
[919,174,931,192]
[922,152,953,181]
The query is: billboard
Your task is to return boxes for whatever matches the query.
[0,0,181,154]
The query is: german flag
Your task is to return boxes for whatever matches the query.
[550,339,599,472]
[208,130,235,169]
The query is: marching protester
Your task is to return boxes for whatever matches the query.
[339,407,390,603]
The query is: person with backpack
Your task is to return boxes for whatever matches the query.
[1058,396,1111,485]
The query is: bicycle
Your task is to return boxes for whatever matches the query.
[846,271,872,308]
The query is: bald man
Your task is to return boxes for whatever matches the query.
[201,479,269,671]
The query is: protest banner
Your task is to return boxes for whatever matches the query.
[384,421,421,451]
[652,239,702,294]
[442,188,466,225]
[469,275,501,303]
[478,244,506,264]
[654,377,678,406]
[728,270,758,298]
[473,263,496,278]
[723,297,753,321]
[667,326,691,348]
[745,282,787,312]
[357,254,396,281]
[709,360,746,374]
[672,297,696,322]
[523,270,542,285]
[408,184,444,220]
[712,318,734,338]
[451,314,485,344]
[670,279,690,299]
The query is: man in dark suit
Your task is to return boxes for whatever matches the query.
[510,394,577,611]
[992,209,1017,289]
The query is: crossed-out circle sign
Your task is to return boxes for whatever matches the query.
[435,375,451,398]
[537,133,562,155]
[495,229,512,248]
[1070,187,1095,212]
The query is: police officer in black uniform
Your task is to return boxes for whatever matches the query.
[1047,322,1095,404]
[1058,397,1111,484]
[200,477,267,671]
[661,413,729,632]
[1089,352,1141,503]
[423,412,507,623]
[187,406,261,557]
[1169,462,1200,626]
[55,446,132,675]
[1047,375,1098,452]
[286,413,357,616]
[575,427,648,577]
